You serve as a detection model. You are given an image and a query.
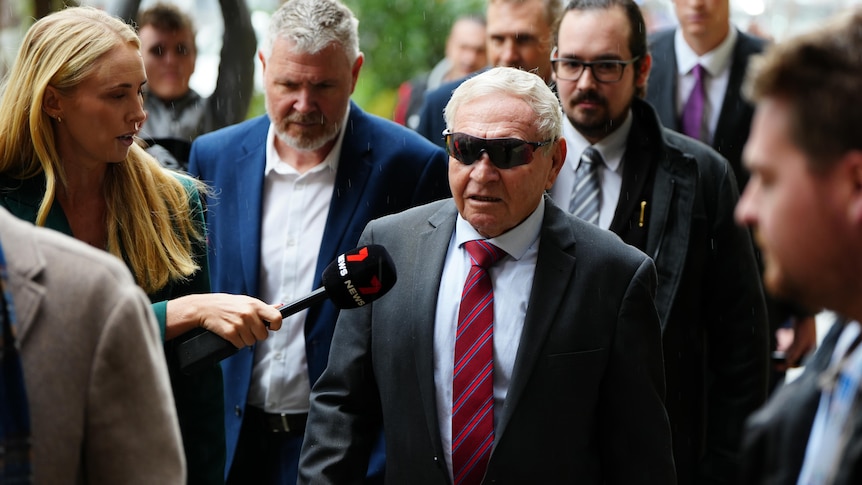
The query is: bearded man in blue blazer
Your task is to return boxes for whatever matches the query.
[188,0,449,483]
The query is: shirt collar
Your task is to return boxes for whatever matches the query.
[264,103,351,176]
[562,109,632,173]
[454,198,545,261]
[675,26,738,77]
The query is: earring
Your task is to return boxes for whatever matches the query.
[56,116,62,123]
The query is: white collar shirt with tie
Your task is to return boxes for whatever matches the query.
[433,201,544,483]
[548,112,632,230]
[798,320,862,485]
[674,25,737,144]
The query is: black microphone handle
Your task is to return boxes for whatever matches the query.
[176,287,329,375]
[274,286,328,321]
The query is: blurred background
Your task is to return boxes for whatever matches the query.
[1,0,859,119]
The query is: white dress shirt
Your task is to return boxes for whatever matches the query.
[248,107,349,414]
[548,112,632,229]
[674,26,737,144]
[433,201,544,481]
[798,320,862,485]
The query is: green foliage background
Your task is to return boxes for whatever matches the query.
[343,0,485,117]
[247,0,485,119]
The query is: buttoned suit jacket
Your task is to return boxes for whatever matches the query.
[297,197,677,484]
[0,207,185,485]
[608,98,769,485]
[646,28,766,190]
[740,320,862,484]
[187,102,450,475]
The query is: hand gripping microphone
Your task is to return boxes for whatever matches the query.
[175,244,397,375]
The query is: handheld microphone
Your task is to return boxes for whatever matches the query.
[175,244,397,375]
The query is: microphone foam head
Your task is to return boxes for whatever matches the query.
[322,244,398,309]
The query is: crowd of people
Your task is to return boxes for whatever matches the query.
[1,0,861,484]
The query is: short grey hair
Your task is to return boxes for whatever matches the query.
[262,0,360,61]
[444,67,563,142]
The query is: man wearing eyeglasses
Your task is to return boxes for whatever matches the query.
[298,66,676,484]
[549,1,769,484]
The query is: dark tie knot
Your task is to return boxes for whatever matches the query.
[463,240,506,269]
[581,147,602,167]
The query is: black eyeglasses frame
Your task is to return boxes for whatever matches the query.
[550,47,641,83]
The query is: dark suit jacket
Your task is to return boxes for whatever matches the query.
[646,28,766,190]
[740,319,862,484]
[187,102,450,477]
[297,197,677,484]
[605,98,769,485]
[415,71,485,149]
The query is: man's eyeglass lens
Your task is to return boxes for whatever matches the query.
[443,131,551,169]
[551,57,639,83]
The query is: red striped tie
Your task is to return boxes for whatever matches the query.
[453,240,505,485]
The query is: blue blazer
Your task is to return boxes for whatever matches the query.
[645,28,766,190]
[415,76,464,149]
[188,102,450,475]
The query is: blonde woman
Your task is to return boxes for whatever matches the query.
[0,7,282,484]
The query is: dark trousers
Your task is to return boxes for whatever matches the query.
[226,407,305,485]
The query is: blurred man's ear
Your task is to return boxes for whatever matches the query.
[845,150,862,226]
[637,53,652,92]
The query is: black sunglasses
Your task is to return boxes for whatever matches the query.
[443,130,553,169]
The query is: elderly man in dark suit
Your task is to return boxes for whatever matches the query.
[297,66,676,485]
[736,10,862,484]
[548,1,769,484]
[188,0,449,483]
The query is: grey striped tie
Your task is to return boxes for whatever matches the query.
[569,147,602,224]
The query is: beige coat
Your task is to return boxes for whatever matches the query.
[0,207,185,484]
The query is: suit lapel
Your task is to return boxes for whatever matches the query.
[649,31,680,131]
[314,104,374,287]
[495,199,577,442]
[233,123,268,294]
[412,203,458,457]
[714,34,747,145]
[1,214,46,345]
[645,145,696,328]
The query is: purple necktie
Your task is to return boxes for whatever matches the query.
[453,240,505,485]
[681,64,707,142]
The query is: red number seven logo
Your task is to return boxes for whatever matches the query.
[346,247,368,262]
[358,275,382,295]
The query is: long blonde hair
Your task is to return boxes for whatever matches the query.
[0,6,205,294]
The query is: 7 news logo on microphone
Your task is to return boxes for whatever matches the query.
[323,244,397,310]
[337,247,384,306]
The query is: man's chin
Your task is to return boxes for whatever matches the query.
[763,270,806,307]
[277,130,337,151]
